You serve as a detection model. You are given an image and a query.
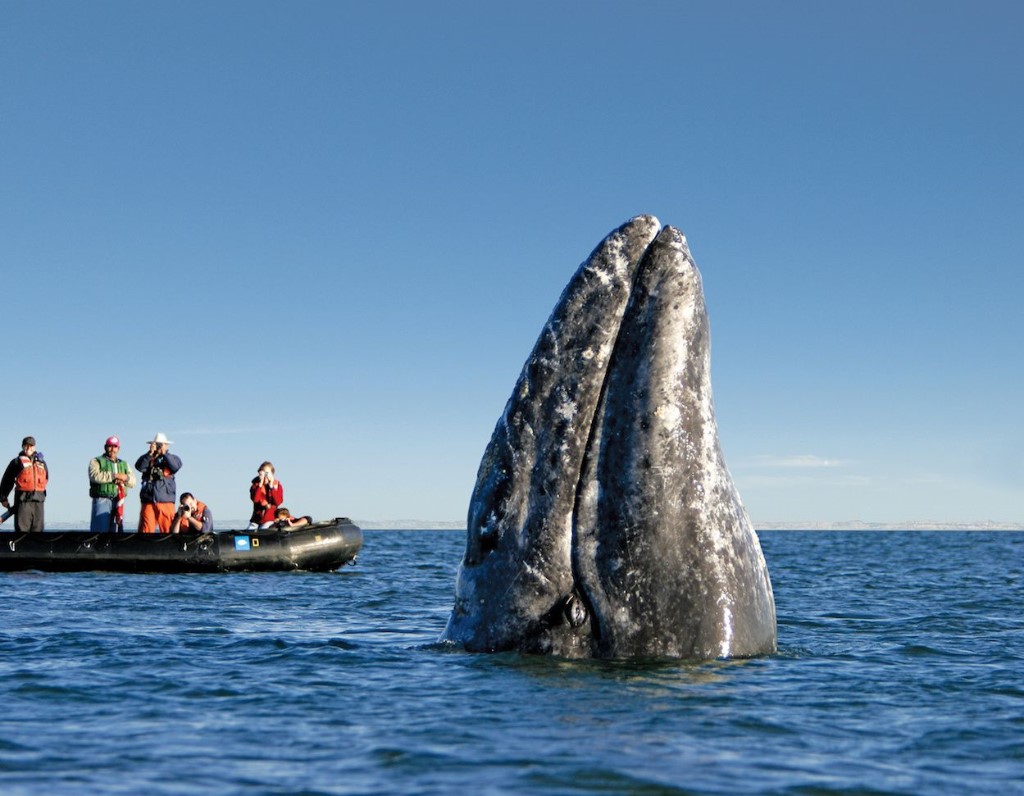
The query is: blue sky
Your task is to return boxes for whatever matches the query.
[2,1,1021,526]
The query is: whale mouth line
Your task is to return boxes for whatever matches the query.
[469,236,657,575]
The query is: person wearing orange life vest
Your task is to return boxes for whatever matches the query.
[0,436,49,532]
[134,433,182,533]
[169,492,213,535]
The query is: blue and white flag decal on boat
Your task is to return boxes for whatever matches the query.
[234,536,251,551]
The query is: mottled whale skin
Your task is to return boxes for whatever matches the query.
[441,216,776,659]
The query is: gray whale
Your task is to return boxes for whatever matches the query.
[441,216,776,659]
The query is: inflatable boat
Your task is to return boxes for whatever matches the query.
[0,517,362,573]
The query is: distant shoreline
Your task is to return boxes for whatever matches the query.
[357,525,1024,532]
[357,520,1024,532]
[31,520,1024,532]
[753,522,1024,531]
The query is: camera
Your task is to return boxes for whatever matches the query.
[180,505,191,515]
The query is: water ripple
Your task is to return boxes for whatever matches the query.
[0,530,1021,794]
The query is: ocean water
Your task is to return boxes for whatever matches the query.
[0,530,1021,795]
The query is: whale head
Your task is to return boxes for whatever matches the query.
[441,216,776,660]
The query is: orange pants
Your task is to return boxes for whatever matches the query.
[139,502,176,533]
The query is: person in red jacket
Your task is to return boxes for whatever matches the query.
[249,461,283,529]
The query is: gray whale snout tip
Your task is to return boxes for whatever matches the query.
[442,215,776,660]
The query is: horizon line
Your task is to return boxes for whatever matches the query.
[29,518,1024,531]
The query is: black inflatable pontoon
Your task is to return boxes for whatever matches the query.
[0,517,362,573]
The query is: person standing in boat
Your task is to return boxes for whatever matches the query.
[169,492,213,534]
[0,436,48,532]
[134,433,182,533]
[88,436,136,532]
[248,461,283,529]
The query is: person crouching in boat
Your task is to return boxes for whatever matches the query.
[271,507,311,530]
[0,436,48,532]
[170,492,213,534]
[88,436,136,532]
[135,433,182,533]
[249,461,283,529]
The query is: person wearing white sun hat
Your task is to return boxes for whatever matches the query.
[134,433,182,533]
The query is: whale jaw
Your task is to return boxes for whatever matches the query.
[442,217,776,660]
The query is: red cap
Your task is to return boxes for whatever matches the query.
[105,436,120,448]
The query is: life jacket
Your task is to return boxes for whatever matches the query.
[250,479,283,524]
[182,501,209,532]
[90,455,129,499]
[15,455,47,492]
